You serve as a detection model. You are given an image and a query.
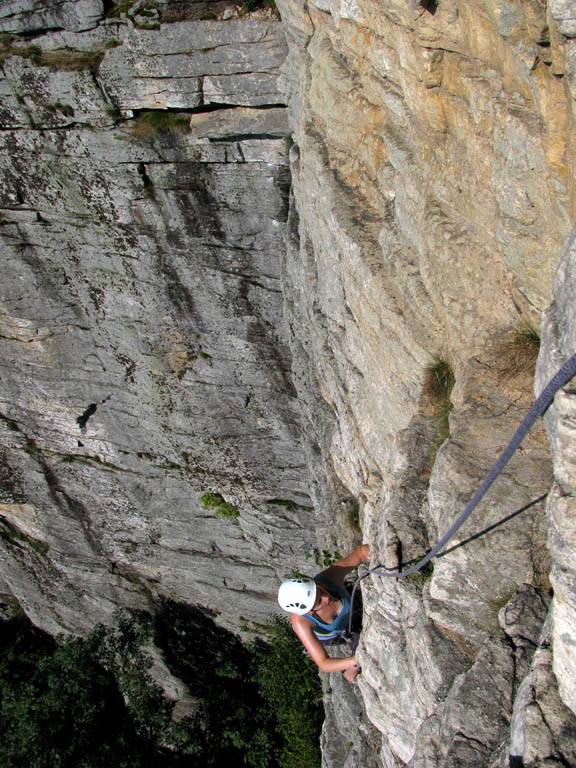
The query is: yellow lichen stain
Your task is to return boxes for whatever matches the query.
[409,78,447,134]
[531,61,569,181]
[457,2,534,104]
[164,330,193,379]
[549,14,566,77]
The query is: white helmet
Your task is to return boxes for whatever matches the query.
[278,578,317,615]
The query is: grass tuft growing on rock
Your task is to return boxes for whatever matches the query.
[408,560,434,584]
[41,49,104,72]
[423,356,455,447]
[345,503,361,535]
[494,324,541,380]
[305,548,342,568]
[0,36,104,73]
[106,0,136,17]
[130,111,191,141]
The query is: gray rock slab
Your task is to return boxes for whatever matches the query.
[98,20,287,111]
[0,57,111,129]
[0,0,103,33]
[0,16,309,645]
[537,224,576,717]
[188,106,290,139]
[551,0,576,37]
[203,72,286,106]
[507,614,576,768]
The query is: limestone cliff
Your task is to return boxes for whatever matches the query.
[0,5,313,641]
[278,0,576,765]
[1,0,576,766]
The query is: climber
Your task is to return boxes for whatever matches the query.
[277,544,370,683]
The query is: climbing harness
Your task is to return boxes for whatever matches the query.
[347,351,576,636]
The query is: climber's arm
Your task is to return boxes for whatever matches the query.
[319,544,370,588]
[290,614,357,674]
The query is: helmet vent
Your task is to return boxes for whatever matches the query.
[277,578,317,615]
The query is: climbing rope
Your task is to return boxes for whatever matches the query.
[347,351,576,636]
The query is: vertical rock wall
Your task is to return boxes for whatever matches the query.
[278,0,576,765]
[537,226,576,730]
[0,6,315,640]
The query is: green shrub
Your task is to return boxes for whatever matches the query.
[252,617,322,768]
[0,614,174,767]
[306,548,342,567]
[0,610,322,768]
[199,492,239,519]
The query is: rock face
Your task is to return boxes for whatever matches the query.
[277,0,576,765]
[1,0,576,765]
[0,9,315,642]
[537,227,576,723]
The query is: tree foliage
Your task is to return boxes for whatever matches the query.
[0,611,323,768]
[251,617,323,768]
[0,619,135,767]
